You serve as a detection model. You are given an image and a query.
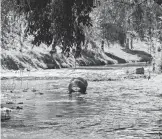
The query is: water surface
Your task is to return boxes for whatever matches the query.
[1,66,162,139]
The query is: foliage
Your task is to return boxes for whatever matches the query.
[1,0,26,50]
[154,0,162,5]
[98,0,162,45]
[15,0,94,52]
[101,23,126,46]
[2,0,162,53]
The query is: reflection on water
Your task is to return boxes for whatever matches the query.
[1,68,162,139]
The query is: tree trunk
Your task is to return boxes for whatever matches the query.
[126,38,129,49]
[106,39,110,47]
[130,37,133,49]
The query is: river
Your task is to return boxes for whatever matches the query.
[1,65,162,139]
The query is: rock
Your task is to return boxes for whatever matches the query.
[68,77,88,95]
[39,92,44,95]
[23,88,28,92]
[136,67,144,74]
[16,106,23,110]
[35,92,44,95]
[32,87,37,92]
[1,107,12,121]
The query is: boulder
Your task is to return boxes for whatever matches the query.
[136,67,144,74]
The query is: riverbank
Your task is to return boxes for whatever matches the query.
[1,40,153,71]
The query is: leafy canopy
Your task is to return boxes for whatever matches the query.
[17,0,94,51]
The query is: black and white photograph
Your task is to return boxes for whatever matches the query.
[1,0,162,138]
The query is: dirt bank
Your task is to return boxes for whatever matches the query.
[1,45,153,71]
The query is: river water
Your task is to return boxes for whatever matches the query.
[1,65,162,139]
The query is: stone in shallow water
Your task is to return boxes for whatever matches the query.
[136,67,144,74]
[16,106,23,110]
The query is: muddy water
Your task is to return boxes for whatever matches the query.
[1,67,162,139]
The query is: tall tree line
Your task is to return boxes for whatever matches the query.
[1,0,162,52]
[98,0,162,48]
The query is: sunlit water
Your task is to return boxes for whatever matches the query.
[1,66,162,139]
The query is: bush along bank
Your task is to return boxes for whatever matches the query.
[1,48,117,70]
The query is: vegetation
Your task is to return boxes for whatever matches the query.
[14,0,94,56]
[95,0,162,49]
[2,0,162,48]
[1,0,162,71]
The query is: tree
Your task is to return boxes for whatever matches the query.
[154,0,162,5]
[97,0,162,48]
[1,0,26,50]
[15,0,94,55]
